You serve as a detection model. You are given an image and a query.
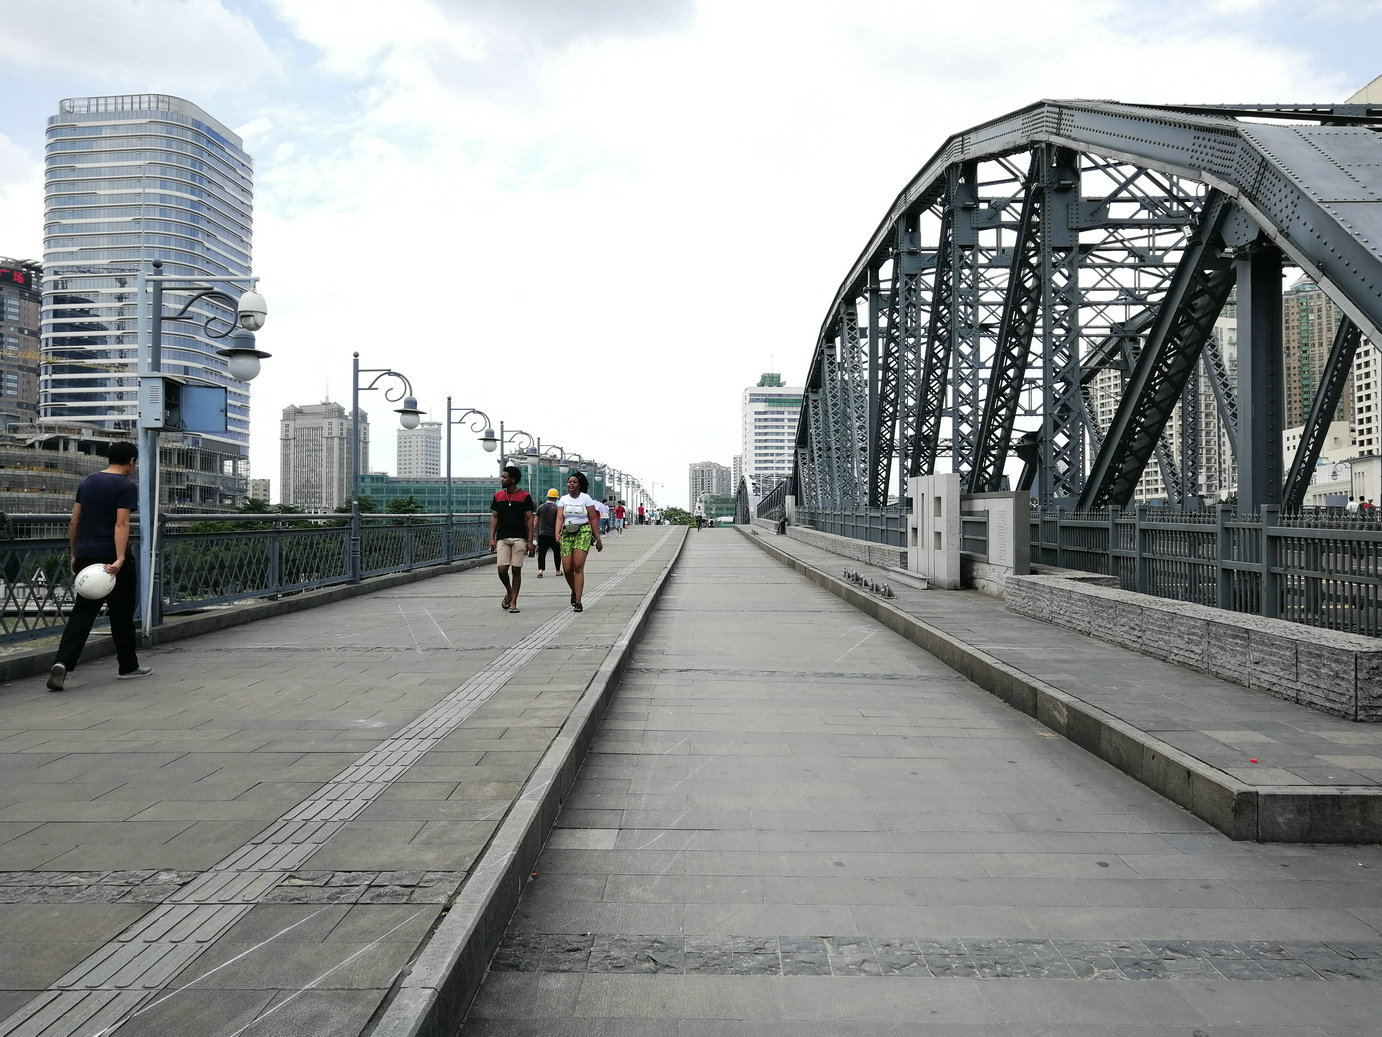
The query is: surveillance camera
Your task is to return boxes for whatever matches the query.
[237,290,267,331]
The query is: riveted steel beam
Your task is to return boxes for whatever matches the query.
[1078,190,1237,509]
[1283,319,1361,511]
[970,153,1044,492]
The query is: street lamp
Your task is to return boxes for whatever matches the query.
[444,398,496,553]
[495,424,537,467]
[351,352,422,506]
[139,260,269,635]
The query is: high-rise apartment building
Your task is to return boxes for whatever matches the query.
[1283,279,1353,430]
[398,421,441,477]
[741,373,802,493]
[0,259,42,432]
[280,402,366,512]
[688,461,731,508]
[41,95,255,467]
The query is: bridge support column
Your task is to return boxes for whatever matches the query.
[1236,244,1284,517]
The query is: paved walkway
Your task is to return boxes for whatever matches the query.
[467,529,1382,1036]
[0,525,682,1037]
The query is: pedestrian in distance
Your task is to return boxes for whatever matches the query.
[47,442,151,691]
[556,471,603,613]
[489,465,535,613]
[613,500,626,535]
[534,488,561,577]
[1347,496,1360,514]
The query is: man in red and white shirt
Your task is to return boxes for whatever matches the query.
[490,465,535,613]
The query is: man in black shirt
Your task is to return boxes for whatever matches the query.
[489,465,535,613]
[48,442,150,691]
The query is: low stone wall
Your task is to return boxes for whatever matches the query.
[785,523,906,569]
[1007,573,1382,721]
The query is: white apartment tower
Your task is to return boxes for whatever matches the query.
[280,401,366,512]
[398,421,442,477]
[741,373,803,493]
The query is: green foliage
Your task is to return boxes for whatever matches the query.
[387,496,423,513]
[662,507,693,526]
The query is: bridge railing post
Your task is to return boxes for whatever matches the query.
[1135,506,1149,594]
[1107,505,1119,581]
[1261,505,1280,619]
[1216,504,1233,610]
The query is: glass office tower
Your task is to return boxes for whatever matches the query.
[41,95,254,456]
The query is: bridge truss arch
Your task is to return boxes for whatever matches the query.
[795,99,1382,512]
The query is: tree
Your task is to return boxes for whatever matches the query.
[662,507,693,526]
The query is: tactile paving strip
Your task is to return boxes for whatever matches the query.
[0,541,668,1037]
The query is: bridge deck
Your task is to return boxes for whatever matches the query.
[1,525,1380,1035]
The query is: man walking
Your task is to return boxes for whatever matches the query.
[47,442,150,691]
[535,488,561,577]
[490,465,535,613]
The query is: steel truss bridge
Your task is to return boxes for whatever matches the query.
[792,99,1382,513]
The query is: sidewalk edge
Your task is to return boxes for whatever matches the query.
[367,527,690,1037]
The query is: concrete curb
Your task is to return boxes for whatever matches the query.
[739,526,1382,844]
[0,556,492,687]
[367,527,690,1037]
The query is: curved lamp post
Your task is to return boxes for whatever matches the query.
[140,259,270,635]
[445,398,497,540]
[351,352,422,506]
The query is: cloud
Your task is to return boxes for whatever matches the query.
[0,134,42,261]
[0,0,281,91]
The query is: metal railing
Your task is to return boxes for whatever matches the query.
[0,512,492,647]
[960,513,989,557]
[794,505,907,546]
[1031,505,1382,637]
[755,477,794,523]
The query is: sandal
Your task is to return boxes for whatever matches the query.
[573,601,583,612]
[508,606,520,613]
[501,597,512,610]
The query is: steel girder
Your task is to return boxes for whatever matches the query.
[821,100,1382,350]
[969,157,1045,492]
[804,390,827,506]
[908,207,954,481]
[870,218,926,505]
[799,100,1382,515]
[839,300,868,504]
[1039,147,1084,502]
[1201,332,1238,448]
[1179,365,1201,500]
[1282,317,1362,511]
[1078,191,1237,509]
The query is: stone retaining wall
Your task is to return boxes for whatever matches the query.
[1007,573,1382,721]
[783,523,906,569]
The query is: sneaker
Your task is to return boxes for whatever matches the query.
[46,663,66,692]
[536,571,543,578]
[116,667,153,680]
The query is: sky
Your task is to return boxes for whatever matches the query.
[1,0,1381,509]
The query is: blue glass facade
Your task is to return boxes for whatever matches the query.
[41,95,254,453]
[359,463,610,513]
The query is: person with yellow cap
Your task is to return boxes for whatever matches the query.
[534,487,562,578]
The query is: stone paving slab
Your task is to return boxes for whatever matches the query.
[745,526,1382,842]
[0,526,685,1037]
[464,530,1382,1036]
